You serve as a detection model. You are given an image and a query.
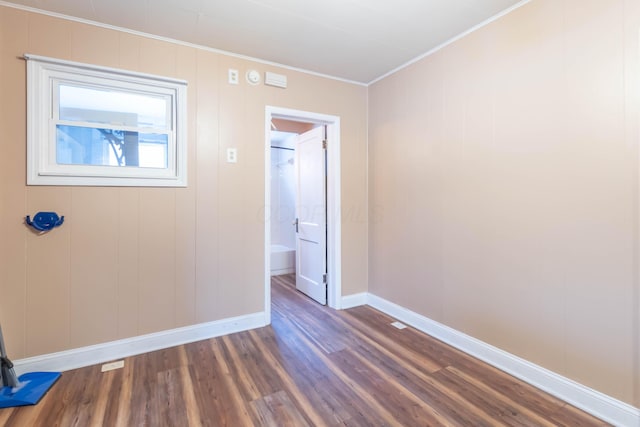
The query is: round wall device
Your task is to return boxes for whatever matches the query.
[246,70,261,85]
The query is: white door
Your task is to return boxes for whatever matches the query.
[295,126,327,305]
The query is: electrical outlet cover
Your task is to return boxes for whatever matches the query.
[226,148,238,163]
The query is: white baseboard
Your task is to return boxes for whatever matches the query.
[271,268,295,276]
[14,312,266,375]
[341,292,368,309]
[366,293,640,427]
[12,293,639,426]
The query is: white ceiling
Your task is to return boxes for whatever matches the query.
[2,0,525,84]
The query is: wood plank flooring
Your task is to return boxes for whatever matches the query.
[0,274,609,426]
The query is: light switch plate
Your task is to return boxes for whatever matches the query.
[228,69,239,85]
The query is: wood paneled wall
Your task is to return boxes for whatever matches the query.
[368,0,640,408]
[0,5,368,359]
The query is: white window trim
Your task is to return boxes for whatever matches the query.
[26,54,188,187]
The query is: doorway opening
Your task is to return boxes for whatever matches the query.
[264,106,341,325]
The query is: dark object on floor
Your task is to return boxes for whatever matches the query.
[0,324,61,409]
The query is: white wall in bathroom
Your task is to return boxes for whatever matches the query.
[270,132,297,249]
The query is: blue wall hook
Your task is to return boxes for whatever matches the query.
[25,212,64,232]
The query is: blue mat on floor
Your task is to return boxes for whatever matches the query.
[0,372,61,408]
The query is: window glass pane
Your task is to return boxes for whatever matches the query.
[56,125,168,169]
[59,84,169,129]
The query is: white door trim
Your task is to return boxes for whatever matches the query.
[264,106,341,324]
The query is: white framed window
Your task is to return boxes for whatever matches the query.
[26,54,188,187]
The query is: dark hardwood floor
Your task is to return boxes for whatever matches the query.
[0,274,609,426]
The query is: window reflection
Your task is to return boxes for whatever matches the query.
[59,85,169,128]
[56,125,168,169]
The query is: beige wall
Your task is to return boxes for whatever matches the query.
[271,119,315,134]
[0,6,368,359]
[3,0,638,411]
[369,0,640,407]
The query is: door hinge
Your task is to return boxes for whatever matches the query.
[322,273,327,283]
[322,139,327,150]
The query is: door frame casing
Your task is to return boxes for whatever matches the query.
[264,106,341,324]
